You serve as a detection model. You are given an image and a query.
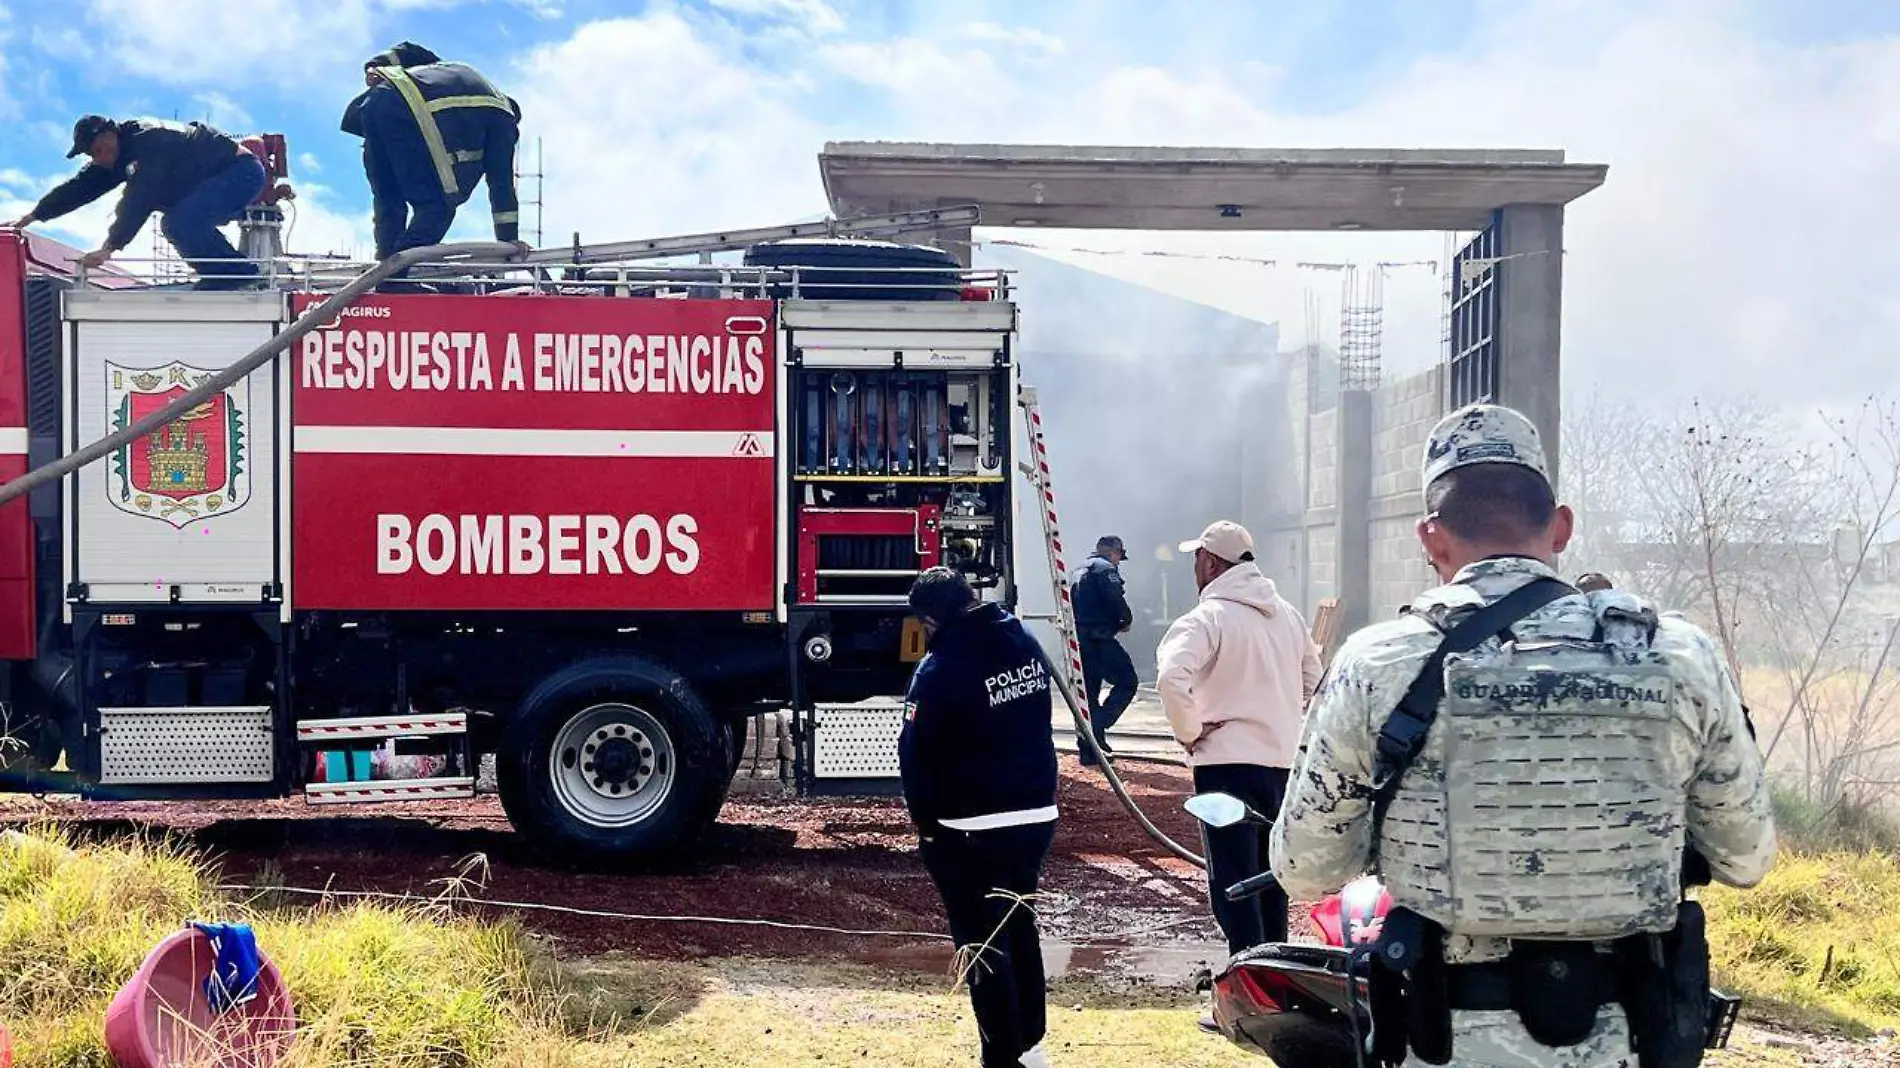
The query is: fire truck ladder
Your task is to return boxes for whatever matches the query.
[1016,387,1205,868]
[0,205,984,509]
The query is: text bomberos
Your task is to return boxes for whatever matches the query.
[376,513,701,577]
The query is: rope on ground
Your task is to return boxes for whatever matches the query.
[213,882,1217,947]
[217,882,953,940]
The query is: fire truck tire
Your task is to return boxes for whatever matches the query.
[743,238,964,302]
[498,657,729,863]
[723,720,745,781]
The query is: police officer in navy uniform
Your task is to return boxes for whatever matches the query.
[341,42,528,269]
[900,567,1059,1068]
[1070,535,1138,766]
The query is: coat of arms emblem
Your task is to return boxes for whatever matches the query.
[106,362,249,529]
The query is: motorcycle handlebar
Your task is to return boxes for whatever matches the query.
[1224,871,1279,901]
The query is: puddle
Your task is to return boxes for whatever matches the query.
[858,939,1223,984]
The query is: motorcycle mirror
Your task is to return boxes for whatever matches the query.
[1185,792,1249,829]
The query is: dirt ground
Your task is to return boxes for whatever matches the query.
[0,755,1248,967]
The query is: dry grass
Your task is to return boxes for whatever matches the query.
[0,825,1260,1067]
[1704,849,1900,1036]
[1,823,1894,1066]
[0,824,588,1067]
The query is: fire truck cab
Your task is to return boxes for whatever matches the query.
[0,226,1019,863]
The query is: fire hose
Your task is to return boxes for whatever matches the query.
[0,241,520,508]
[1041,645,1207,870]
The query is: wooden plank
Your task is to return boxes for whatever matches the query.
[1310,597,1344,666]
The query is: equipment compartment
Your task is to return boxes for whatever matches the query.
[65,291,284,605]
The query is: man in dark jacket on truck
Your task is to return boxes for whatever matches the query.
[900,567,1059,1068]
[341,41,528,271]
[7,115,267,289]
[1070,535,1138,767]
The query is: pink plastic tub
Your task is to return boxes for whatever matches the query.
[104,928,295,1068]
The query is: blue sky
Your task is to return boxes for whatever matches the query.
[2,0,1897,407]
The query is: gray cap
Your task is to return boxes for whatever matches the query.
[1420,403,1550,497]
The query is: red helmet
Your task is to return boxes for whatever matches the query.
[1308,876,1392,948]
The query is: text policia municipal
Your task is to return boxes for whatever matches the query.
[378,514,701,577]
[301,328,769,394]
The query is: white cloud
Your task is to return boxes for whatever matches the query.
[80,0,385,83]
[0,4,14,122]
[74,0,559,86]
[956,22,1067,57]
[510,10,828,243]
[279,184,375,260]
[191,91,252,133]
[704,0,843,37]
[29,23,92,62]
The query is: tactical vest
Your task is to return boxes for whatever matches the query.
[1379,616,1688,942]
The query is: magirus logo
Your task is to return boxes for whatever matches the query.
[317,303,394,330]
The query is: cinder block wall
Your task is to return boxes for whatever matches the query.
[1368,366,1444,616]
[1262,360,1444,622]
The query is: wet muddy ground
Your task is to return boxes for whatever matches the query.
[0,755,1269,981]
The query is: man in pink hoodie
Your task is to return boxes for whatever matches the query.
[1158,520,1322,973]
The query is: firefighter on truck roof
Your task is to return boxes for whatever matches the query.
[340,41,529,280]
[7,114,268,290]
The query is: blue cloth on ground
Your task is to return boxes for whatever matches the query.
[191,922,262,1013]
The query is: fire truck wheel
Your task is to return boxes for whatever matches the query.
[723,720,745,781]
[499,658,727,862]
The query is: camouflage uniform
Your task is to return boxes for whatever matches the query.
[1268,404,1777,1068]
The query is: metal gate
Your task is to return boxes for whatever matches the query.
[1447,210,1501,408]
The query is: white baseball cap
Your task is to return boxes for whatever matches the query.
[1178,520,1255,564]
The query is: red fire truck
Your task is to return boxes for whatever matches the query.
[0,207,1020,863]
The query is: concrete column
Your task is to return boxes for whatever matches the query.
[1335,388,1374,634]
[1494,203,1564,488]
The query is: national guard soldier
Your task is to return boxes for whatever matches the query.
[1270,403,1776,1067]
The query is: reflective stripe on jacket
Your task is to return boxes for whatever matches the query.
[370,62,523,241]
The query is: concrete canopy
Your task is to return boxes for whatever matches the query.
[818,142,1607,232]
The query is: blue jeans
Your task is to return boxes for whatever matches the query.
[161,154,267,288]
